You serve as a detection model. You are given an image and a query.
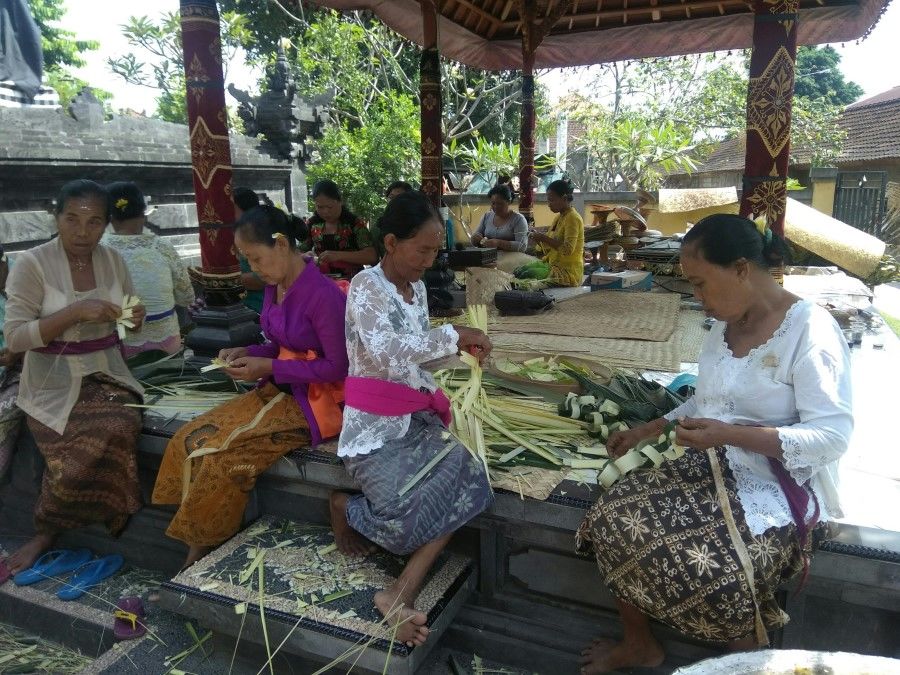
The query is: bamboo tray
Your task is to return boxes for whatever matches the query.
[486,350,614,398]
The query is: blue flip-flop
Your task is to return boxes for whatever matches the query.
[13,549,93,586]
[57,554,124,601]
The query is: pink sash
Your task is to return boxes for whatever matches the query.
[344,376,451,427]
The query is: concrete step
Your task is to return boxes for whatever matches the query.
[157,515,477,675]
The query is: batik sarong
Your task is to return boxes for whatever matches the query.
[0,366,24,480]
[343,411,493,556]
[152,383,309,547]
[29,374,142,535]
[576,447,824,643]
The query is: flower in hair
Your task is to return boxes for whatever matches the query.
[272,232,287,241]
[116,198,129,210]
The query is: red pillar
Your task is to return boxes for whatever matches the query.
[420,0,443,210]
[739,0,800,241]
[518,57,536,223]
[180,0,238,274]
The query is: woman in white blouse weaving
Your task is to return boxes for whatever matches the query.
[330,191,494,648]
[577,213,852,674]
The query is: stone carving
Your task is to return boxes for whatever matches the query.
[228,47,329,164]
[67,87,104,129]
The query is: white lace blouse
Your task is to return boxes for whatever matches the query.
[338,265,459,458]
[665,299,852,536]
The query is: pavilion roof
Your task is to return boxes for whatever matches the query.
[307,0,891,70]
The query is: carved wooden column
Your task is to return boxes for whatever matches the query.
[181,0,259,353]
[739,0,800,244]
[420,0,443,210]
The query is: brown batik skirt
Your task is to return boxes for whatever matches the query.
[576,448,823,643]
[28,374,142,536]
[152,383,309,548]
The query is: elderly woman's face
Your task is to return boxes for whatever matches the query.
[680,243,750,323]
[56,195,107,257]
[384,218,444,284]
[490,194,510,215]
[314,195,342,224]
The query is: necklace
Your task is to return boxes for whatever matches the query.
[68,256,88,272]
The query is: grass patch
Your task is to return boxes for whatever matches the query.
[880,311,900,339]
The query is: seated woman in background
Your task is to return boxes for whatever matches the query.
[2,180,146,574]
[153,205,349,569]
[576,214,852,674]
[0,245,25,482]
[471,184,532,273]
[103,182,195,357]
[528,179,585,287]
[330,191,494,648]
[232,187,266,316]
[302,179,378,278]
[385,180,414,202]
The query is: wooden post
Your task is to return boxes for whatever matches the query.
[420,0,443,210]
[516,0,570,224]
[739,0,800,242]
[181,0,259,354]
[519,55,536,224]
[180,0,238,274]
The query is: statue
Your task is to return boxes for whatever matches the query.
[228,46,330,164]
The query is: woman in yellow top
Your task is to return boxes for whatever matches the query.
[529,179,585,287]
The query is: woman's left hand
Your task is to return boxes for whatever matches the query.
[223,356,273,381]
[318,250,341,264]
[128,304,146,332]
[675,417,731,450]
[482,238,500,248]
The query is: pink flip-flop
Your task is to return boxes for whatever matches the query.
[113,596,147,640]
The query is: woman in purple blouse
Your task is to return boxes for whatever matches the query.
[153,205,348,568]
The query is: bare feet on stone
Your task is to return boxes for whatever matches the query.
[579,636,665,674]
[374,588,429,648]
[329,491,376,557]
[6,533,55,575]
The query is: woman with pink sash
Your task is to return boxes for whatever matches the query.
[2,180,146,576]
[330,192,494,649]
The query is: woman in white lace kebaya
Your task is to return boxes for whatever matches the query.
[102,182,194,357]
[331,191,494,648]
[577,214,852,674]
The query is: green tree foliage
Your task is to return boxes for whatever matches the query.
[108,11,256,123]
[305,93,420,222]
[26,0,111,108]
[795,46,864,106]
[562,48,860,190]
[220,2,540,143]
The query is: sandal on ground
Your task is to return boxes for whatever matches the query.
[13,549,93,586]
[57,554,124,601]
[113,596,147,640]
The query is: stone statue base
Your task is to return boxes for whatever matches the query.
[185,303,261,356]
[185,268,262,356]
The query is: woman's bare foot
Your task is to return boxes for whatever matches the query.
[579,636,665,674]
[182,545,212,571]
[329,492,376,557]
[727,635,759,652]
[374,588,429,648]
[6,533,55,575]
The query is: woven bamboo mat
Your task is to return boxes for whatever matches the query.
[490,331,681,372]
[466,267,512,316]
[675,310,708,363]
[489,291,680,342]
[171,517,469,640]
